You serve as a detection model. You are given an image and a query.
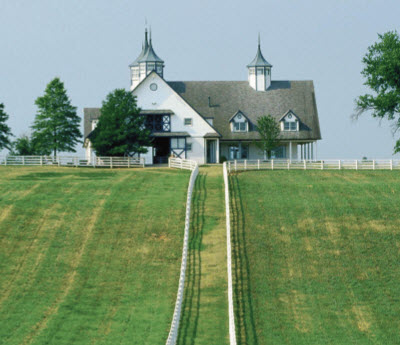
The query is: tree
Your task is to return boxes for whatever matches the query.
[90,89,152,157]
[32,78,82,157]
[0,103,13,151]
[256,115,280,159]
[11,134,46,155]
[355,31,400,152]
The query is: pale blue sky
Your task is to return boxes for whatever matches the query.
[1,0,400,158]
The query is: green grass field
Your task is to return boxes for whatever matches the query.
[178,166,229,345]
[0,166,190,345]
[230,170,400,345]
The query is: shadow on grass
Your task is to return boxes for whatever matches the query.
[177,173,206,345]
[230,174,259,345]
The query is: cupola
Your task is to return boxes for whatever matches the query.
[247,35,272,91]
[130,28,164,90]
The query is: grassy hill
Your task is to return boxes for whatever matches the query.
[230,170,400,345]
[0,167,190,345]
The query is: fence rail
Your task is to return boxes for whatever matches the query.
[223,162,237,345]
[0,155,145,168]
[166,158,199,345]
[168,157,198,171]
[227,159,400,172]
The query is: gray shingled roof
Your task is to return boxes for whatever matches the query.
[138,40,164,64]
[247,44,272,68]
[167,80,321,141]
[83,108,101,141]
[84,80,321,142]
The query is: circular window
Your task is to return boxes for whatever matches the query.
[150,83,158,91]
[287,114,292,119]
[237,114,242,119]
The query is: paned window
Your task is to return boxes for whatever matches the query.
[186,143,192,151]
[233,121,247,132]
[283,120,298,131]
[145,114,171,132]
[171,138,186,149]
[184,118,193,126]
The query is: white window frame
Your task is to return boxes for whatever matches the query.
[282,119,299,132]
[184,118,193,126]
[232,120,247,132]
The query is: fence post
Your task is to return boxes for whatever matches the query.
[390,159,393,170]
[244,160,247,170]
[321,160,323,170]
[257,159,260,170]
[58,156,60,167]
[110,157,113,169]
[128,157,130,168]
[40,156,43,166]
[338,160,341,170]
[272,159,274,170]
[373,160,375,170]
[181,159,183,169]
[168,158,171,168]
[304,159,306,170]
[287,159,290,170]
[22,156,25,166]
[355,160,358,170]
[234,160,237,172]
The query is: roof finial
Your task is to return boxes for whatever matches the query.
[258,32,261,48]
[149,25,152,45]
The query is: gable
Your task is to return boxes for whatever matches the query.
[279,110,300,122]
[132,72,220,137]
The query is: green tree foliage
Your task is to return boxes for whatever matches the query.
[11,134,45,155]
[256,115,280,159]
[0,103,13,150]
[90,89,152,157]
[355,31,400,152]
[32,78,82,156]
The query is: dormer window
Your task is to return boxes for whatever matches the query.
[280,111,299,132]
[234,122,247,131]
[230,111,249,132]
[284,121,297,131]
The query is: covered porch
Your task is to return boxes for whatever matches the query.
[220,140,318,161]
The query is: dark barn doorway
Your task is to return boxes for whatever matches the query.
[153,137,170,164]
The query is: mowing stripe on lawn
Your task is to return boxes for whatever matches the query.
[177,166,229,345]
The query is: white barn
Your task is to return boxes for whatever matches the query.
[84,29,321,164]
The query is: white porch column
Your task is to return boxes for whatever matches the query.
[216,139,220,163]
[315,141,318,161]
[289,141,292,161]
[311,142,314,161]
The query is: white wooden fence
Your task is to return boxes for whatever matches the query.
[166,158,199,345]
[223,162,237,345]
[168,157,198,171]
[227,159,400,173]
[0,155,145,168]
